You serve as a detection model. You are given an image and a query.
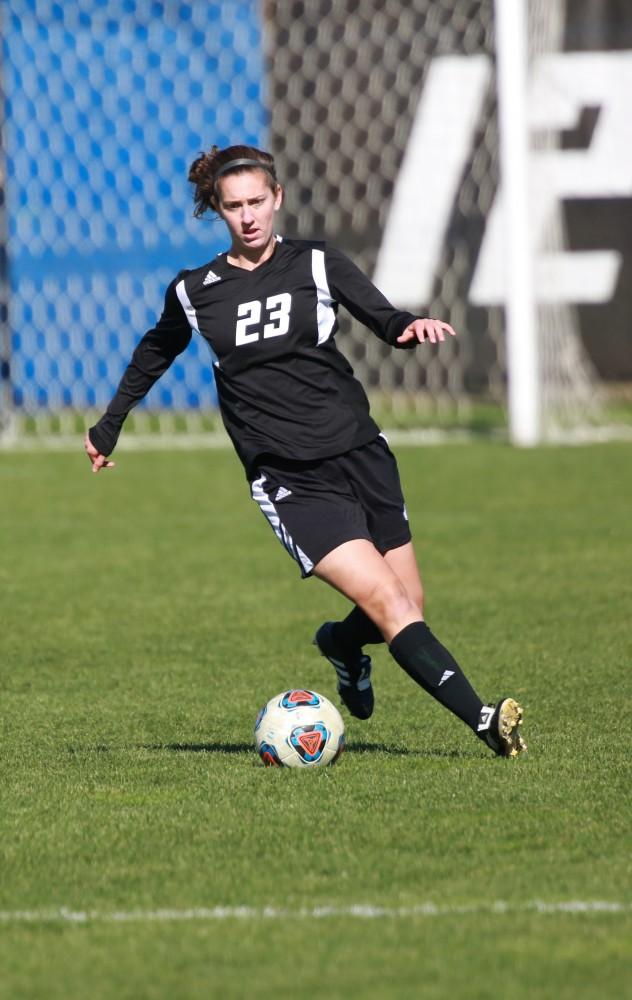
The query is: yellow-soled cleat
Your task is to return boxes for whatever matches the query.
[479,697,527,758]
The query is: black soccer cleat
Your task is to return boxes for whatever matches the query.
[477,698,527,758]
[313,621,374,720]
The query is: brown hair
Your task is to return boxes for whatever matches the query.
[188,144,278,218]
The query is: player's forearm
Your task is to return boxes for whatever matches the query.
[340,289,417,348]
[88,410,126,457]
[88,359,155,454]
[89,329,187,454]
[325,245,417,346]
[88,272,194,455]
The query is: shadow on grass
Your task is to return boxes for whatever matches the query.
[349,741,482,759]
[66,740,483,759]
[140,740,482,759]
[141,742,254,754]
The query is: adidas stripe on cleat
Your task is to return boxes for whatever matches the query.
[478,698,527,758]
[313,621,374,720]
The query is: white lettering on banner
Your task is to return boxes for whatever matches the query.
[375,51,632,309]
[373,55,491,307]
[471,51,632,305]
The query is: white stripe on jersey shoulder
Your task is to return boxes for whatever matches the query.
[175,276,220,369]
[311,248,336,345]
[175,278,200,333]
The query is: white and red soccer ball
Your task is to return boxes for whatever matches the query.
[254,689,345,768]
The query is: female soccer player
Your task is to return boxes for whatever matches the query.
[85,144,526,758]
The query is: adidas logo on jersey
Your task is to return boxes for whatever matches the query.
[203,269,221,285]
[274,486,292,501]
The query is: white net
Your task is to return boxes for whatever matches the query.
[529,0,604,438]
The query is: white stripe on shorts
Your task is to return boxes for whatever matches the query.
[250,474,314,575]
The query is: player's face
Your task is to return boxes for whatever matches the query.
[216,170,282,256]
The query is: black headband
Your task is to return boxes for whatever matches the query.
[213,158,277,183]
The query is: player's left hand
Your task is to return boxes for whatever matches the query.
[84,433,115,473]
[396,318,457,345]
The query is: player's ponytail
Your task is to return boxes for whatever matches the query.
[188,144,278,218]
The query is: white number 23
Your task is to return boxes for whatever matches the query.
[235,293,292,346]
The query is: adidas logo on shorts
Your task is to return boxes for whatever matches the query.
[274,486,292,501]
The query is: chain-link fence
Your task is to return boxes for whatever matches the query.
[2,0,630,443]
[1,0,266,438]
[264,0,502,428]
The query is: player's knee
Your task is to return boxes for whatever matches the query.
[362,577,418,631]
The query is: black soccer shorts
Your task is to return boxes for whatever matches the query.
[249,434,412,578]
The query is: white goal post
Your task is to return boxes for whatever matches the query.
[494,0,540,446]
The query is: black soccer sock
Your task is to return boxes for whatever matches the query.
[334,605,385,654]
[389,621,483,732]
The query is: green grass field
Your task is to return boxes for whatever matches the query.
[1,442,631,999]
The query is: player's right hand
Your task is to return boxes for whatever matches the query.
[396,318,457,345]
[84,432,115,473]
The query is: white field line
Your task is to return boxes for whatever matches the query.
[0,900,629,926]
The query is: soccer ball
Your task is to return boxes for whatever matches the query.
[254,689,345,768]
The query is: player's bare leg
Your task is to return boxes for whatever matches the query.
[314,538,421,642]
[384,541,424,618]
[313,541,424,717]
[313,539,418,718]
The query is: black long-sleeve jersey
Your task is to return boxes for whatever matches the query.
[89,237,416,478]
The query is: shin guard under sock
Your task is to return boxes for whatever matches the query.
[389,621,483,731]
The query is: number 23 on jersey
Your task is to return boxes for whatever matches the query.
[235,294,292,346]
